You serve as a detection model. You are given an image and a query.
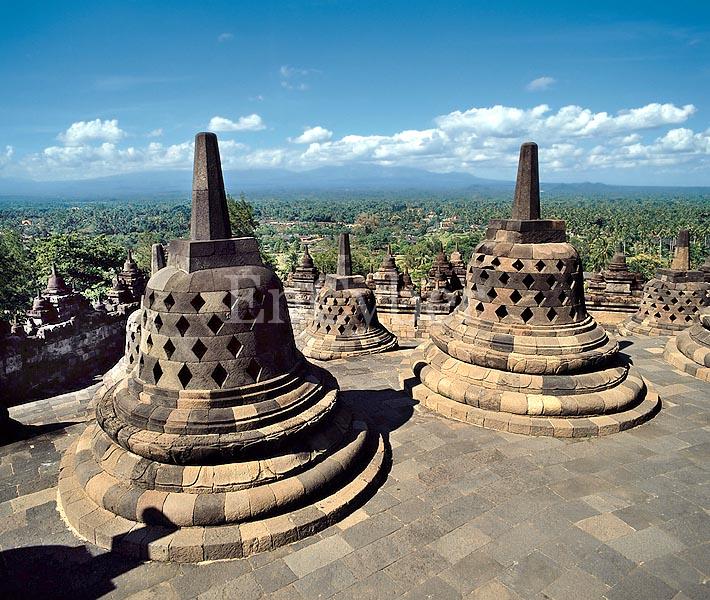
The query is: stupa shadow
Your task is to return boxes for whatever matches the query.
[1,419,81,446]
[339,387,416,438]
[0,508,176,600]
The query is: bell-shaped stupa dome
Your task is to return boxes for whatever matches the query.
[58,133,385,562]
[402,142,660,437]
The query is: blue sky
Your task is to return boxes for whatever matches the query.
[1,0,709,185]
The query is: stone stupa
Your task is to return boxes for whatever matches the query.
[58,133,385,562]
[664,304,710,381]
[300,233,397,360]
[401,142,660,437]
[618,230,709,337]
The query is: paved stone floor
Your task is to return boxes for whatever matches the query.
[1,334,708,599]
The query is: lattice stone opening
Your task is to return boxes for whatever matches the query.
[475,254,484,262]
[226,336,242,358]
[475,302,484,315]
[177,364,192,388]
[479,270,490,281]
[145,334,153,350]
[142,312,148,326]
[153,361,163,384]
[337,324,346,334]
[546,275,556,289]
[509,290,522,304]
[175,316,190,336]
[534,291,546,305]
[222,291,234,309]
[163,293,175,311]
[521,307,534,323]
[486,288,498,300]
[206,315,223,335]
[163,339,176,359]
[211,363,228,387]
[556,260,565,272]
[191,339,208,360]
[495,305,508,320]
[546,307,558,322]
[534,260,546,272]
[246,358,262,382]
[558,290,568,304]
[154,314,163,332]
[512,259,524,271]
[499,272,510,285]
[522,274,535,289]
[491,257,501,267]
[190,294,206,312]
[148,292,155,308]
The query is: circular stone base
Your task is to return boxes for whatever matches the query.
[399,357,660,437]
[57,421,386,562]
[663,336,710,382]
[301,329,398,361]
[617,318,682,337]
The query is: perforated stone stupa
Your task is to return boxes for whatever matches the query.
[401,142,660,437]
[58,133,385,562]
[300,233,397,360]
[664,303,710,381]
[619,230,709,337]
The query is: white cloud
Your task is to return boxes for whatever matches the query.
[526,76,556,91]
[279,65,318,91]
[217,32,233,43]
[0,145,13,170]
[147,128,163,138]
[291,126,333,144]
[10,101,709,182]
[57,118,126,146]
[208,114,266,132]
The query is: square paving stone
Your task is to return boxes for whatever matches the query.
[608,525,686,563]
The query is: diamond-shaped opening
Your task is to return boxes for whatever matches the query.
[654,312,661,318]
[495,305,508,320]
[325,324,332,333]
[499,272,510,285]
[211,363,228,387]
[190,293,206,312]
[509,290,522,304]
[570,307,577,318]
[148,291,155,308]
[337,324,346,334]
[670,297,678,304]
[152,361,163,384]
[486,288,498,300]
[222,291,234,309]
[207,314,223,335]
[546,275,557,289]
[512,259,524,271]
[130,332,136,342]
[352,324,358,332]
[522,274,535,289]
[534,291,546,305]
[175,315,190,336]
[479,270,489,281]
[227,336,242,358]
[145,334,153,350]
[535,260,546,272]
[154,314,163,332]
[475,302,484,315]
[343,315,351,324]
[177,364,192,388]
[521,307,534,323]
[246,359,262,383]
[546,307,558,322]
[142,311,148,326]
[163,339,176,359]
[556,260,565,272]
[475,254,485,262]
[558,290,568,304]
[191,339,208,360]
[163,293,175,311]
[129,355,135,364]
[669,314,677,322]
[491,257,501,267]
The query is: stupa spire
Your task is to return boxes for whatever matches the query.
[511,142,540,220]
[190,132,232,241]
[337,232,352,276]
[671,229,691,271]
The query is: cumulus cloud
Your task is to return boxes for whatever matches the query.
[57,119,126,145]
[208,114,265,132]
[291,126,333,144]
[526,76,556,91]
[217,32,233,43]
[147,128,163,138]
[280,65,318,91]
[11,101,709,181]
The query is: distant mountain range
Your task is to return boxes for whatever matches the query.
[0,164,708,200]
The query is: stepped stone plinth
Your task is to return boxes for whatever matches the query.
[401,142,660,437]
[619,231,709,337]
[58,133,385,562]
[664,303,710,380]
[300,234,397,360]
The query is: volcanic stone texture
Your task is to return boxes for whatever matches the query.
[401,142,660,437]
[619,270,709,337]
[57,133,385,562]
[301,274,397,360]
[664,307,710,381]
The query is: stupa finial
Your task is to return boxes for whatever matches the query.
[337,233,352,276]
[671,228,691,271]
[190,132,232,241]
[511,142,540,220]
